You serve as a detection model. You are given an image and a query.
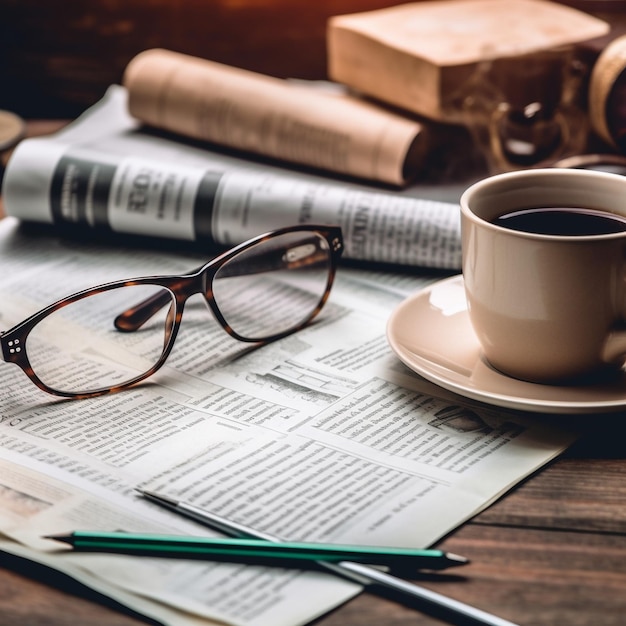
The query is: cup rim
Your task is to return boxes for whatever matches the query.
[460,168,626,241]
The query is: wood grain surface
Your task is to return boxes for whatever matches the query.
[0,0,404,118]
[1,0,624,118]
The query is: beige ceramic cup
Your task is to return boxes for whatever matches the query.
[460,168,626,383]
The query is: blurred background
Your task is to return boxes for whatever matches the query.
[1,0,625,119]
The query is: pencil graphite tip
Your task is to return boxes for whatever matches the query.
[136,489,178,507]
[43,534,73,545]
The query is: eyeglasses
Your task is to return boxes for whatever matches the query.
[0,225,343,399]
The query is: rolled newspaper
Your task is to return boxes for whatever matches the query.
[123,48,428,187]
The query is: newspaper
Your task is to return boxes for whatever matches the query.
[2,85,462,270]
[122,49,427,186]
[0,209,577,625]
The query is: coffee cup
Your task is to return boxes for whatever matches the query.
[460,168,626,384]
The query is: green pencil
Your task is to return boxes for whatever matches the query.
[45,530,467,570]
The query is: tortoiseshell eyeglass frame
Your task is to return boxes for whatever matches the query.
[0,225,343,400]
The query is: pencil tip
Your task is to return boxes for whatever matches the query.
[137,489,178,506]
[43,534,73,545]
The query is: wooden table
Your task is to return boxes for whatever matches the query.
[2,420,625,626]
[1,123,626,626]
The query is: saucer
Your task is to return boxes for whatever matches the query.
[386,275,626,414]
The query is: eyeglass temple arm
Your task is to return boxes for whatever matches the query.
[114,243,330,333]
[114,291,170,332]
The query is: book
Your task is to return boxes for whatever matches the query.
[327,0,609,122]
[122,48,428,187]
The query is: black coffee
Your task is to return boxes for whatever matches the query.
[493,207,626,236]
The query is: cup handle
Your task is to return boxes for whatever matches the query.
[602,329,626,366]
[601,272,626,365]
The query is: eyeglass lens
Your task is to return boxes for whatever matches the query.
[26,284,176,395]
[212,230,332,340]
[23,230,333,395]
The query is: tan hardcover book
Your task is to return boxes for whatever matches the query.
[327,0,609,122]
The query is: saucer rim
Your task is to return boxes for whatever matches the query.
[386,275,626,415]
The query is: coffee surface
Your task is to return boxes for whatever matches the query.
[493,207,626,235]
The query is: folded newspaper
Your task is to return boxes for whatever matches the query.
[0,210,576,626]
[2,85,462,270]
